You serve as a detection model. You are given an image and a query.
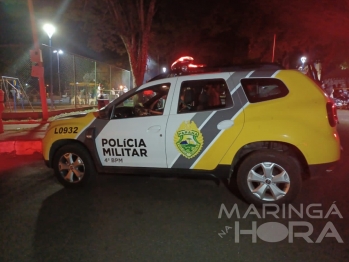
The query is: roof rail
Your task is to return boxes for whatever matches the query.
[147,62,284,82]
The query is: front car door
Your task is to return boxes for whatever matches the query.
[95,79,176,168]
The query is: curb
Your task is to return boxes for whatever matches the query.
[0,140,42,155]
[3,120,49,125]
[2,106,96,121]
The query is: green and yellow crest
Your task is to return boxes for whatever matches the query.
[174,121,204,159]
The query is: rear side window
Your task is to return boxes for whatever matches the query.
[241,78,289,103]
[177,79,232,113]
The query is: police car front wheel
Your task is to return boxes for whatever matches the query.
[236,151,302,206]
[53,144,97,187]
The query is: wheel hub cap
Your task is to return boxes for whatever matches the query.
[265,178,272,185]
[58,152,85,183]
[247,162,291,201]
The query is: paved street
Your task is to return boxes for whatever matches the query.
[0,111,349,262]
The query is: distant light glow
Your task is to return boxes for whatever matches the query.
[162,67,167,73]
[301,56,307,64]
[53,49,63,54]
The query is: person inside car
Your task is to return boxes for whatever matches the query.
[149,94,167,115]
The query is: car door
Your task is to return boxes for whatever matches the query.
[165,72,246,171]
[95,79,176,168]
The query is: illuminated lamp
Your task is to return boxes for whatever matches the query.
[171,56,194,70]
[170,56,206,74]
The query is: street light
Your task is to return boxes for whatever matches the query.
[53,49,63,96]
[43,23,56,109]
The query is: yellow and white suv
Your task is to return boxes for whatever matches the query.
[42,59,341,206]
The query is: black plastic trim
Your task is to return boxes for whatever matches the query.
[95,164,231,179]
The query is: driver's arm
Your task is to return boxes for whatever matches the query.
[149,98,163,115]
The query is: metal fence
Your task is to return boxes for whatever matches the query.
[42,45,131,105]
[1,45,131,108]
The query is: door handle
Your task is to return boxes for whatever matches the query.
[147,125,161,133]
[217,120,234,130]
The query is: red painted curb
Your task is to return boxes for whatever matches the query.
[0,140,42,155]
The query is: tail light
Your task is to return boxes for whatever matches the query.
[326,102,338,127]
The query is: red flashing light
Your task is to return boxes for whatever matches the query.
[171,56,205,71]
[143,90,153,95]
[171,56,194,69]
[188,64,204,68]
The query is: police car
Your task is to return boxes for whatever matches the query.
[42,57,341,206]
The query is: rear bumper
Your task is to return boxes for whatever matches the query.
[308,161,339,177]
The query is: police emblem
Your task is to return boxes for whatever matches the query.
[174,121,204,159]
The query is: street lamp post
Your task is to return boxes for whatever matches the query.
[53,49,63,96]
[43,23,56,109]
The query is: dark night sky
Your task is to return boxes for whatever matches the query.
[0,0,239,70]
[0,0,348,73]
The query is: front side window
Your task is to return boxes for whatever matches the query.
[177,79,232,113]
[241,78,289,103]
[112,83,170,119]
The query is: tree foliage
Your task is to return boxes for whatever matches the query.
[105,0,156,86]
[66,0,156,87]
[234,0,349,71]
[149,1,246,67]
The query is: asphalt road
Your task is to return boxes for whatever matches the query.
[1,111,349,262]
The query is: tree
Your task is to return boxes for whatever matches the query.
[148,0,247,68]
[234,0,349,71]
[66,0,156,87]
[105,0,156,87]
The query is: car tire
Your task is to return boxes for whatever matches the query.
[53,144,97,188]
[236,150,302,207]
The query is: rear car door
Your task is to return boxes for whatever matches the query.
[165,72,247,170]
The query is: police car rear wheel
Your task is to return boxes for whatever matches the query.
[53,144,97,187]
[236,151,302,206]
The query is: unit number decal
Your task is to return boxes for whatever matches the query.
[54,127,78,134]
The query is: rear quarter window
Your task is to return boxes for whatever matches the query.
[241,78,289,103]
